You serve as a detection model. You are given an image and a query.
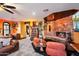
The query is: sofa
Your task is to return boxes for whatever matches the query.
[0,40,19,56]
[46,42,66,56]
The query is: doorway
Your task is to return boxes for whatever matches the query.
[25,22,30,36]
[3,22,10,37]
[26,25,30,35]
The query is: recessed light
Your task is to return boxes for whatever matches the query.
[32,12,36,16]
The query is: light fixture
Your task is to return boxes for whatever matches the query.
[0,4,3,11]
[32,12,36,16]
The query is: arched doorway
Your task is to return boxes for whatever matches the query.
[3,22,10,37]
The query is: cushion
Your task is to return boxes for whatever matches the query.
[42,39,46,46]
[46,47,66,56]
[33,37,40,47]
[46,42,65,50]
[2,39,10,46]
[10,40,17,46]
[33,37,40,43]
[45,37,66,44]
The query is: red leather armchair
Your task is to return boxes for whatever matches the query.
[46,42,66,56]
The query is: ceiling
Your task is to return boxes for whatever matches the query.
[0,3,79,21]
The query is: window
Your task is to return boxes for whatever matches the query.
[73,12,79,32]
[3,22,10,36]
[49,25,51,32]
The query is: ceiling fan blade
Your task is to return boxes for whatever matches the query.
[3,8,14,14]
[0,3,4,5]
[3,5,16,9]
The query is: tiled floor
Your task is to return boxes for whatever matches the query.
[8,37,43,56]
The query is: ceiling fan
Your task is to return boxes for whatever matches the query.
[0,3,16,14]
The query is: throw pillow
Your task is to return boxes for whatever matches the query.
[2,39,10,46]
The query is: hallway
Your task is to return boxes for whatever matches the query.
[8,37,43,56]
